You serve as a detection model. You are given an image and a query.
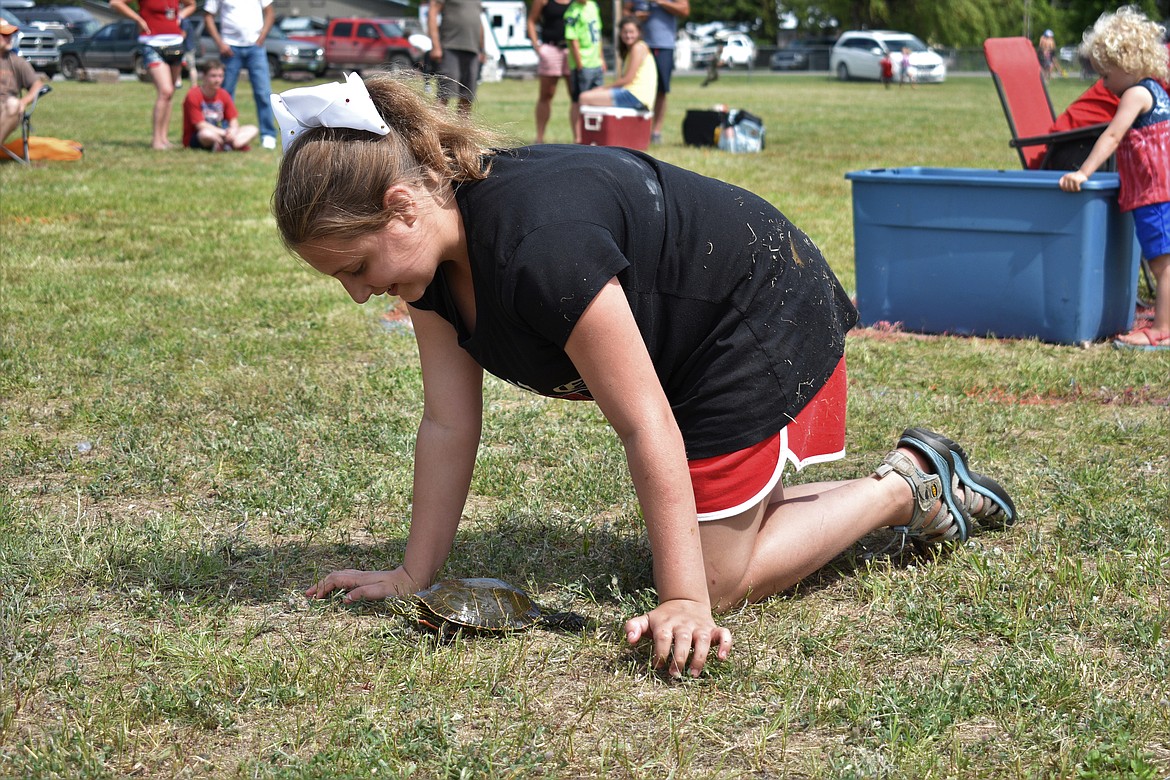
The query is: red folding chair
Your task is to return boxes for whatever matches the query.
[984,37,1109,171]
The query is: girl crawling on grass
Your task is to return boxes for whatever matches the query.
[272,72,1016,677]
[1059,6,1170,350]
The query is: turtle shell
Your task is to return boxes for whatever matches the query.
[414,577,543,632]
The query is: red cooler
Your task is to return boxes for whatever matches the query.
[578,106,654,151]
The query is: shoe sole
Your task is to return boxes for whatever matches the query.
[895,430,970,543]
[902,427,1016,528]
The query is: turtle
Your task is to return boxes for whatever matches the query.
[408,577,588,636]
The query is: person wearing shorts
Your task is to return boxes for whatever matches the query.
[624,0,688,143]
[111,0,196,149]
[427,0,485,115]
[563,0,603,143]
[275,72,1018,676]
[579,16,657,113]
[527,0,573,143]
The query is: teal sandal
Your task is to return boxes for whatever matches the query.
[873,447,970,550]
[900,427,1016,529]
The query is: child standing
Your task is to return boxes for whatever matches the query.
[1059,7,1170,350]
[879,52,893,88]
[898,46,916,88]
[563,0,604,143]
[181,59,258,151]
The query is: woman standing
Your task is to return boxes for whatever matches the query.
[527,0,573,142]
[111,0,196,149]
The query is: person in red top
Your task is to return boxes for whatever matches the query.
[182,59,257,151]
[111,0,196,149]
[879,52,893,89]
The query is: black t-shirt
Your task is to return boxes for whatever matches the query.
[538,0,569,45]
[412,144,858,459]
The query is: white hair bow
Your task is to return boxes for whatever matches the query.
[271,72,390,151]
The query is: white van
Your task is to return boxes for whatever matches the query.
[830,30,946,83]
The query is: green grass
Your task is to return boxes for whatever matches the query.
[2,71,1168,778]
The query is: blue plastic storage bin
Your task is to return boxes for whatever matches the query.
[845,167,1140,344]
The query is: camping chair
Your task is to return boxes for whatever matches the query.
[984,37,1110,171]
[2,83,52,165]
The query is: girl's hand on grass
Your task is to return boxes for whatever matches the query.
[1059,171,1087,192]
[305,566,421,603]
[624,599,732,678]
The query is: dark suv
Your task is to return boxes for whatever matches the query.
[769,37,836,71]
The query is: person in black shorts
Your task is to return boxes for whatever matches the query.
[271,72,1017,678]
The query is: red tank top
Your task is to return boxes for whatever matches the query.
[138,0,182,37]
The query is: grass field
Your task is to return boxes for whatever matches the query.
[2,70,1168,778]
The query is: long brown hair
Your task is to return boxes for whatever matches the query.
[272,72,501,251]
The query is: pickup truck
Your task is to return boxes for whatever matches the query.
[304,18,423,72]
[0,7,60,75]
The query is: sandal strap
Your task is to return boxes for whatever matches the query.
[960,486,1008,526]
[874,450,964,545]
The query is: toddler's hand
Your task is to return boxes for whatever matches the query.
[1059,171,1087,192]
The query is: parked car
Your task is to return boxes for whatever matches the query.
[0,6,60,74]
[193,19,326,78]
[769,37,836,71]
[278,15,327,47]
[58,20,180,81]
[318,17,422,73]
[59,19,326,81]
[10,5,100,44]
[693,31,756,68]
[830,30,946,83]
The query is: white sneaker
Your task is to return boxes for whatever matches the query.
[261,136,277,150]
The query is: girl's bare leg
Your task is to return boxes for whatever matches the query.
[149,64,178,150]
[699,448,951,610]
[534,74,558,143]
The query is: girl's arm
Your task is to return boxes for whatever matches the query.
[306,306,484,602]
[1060,84,1153,192]
[653,0,690,18]
[611,41,647,87]
[526,0,546,47]
[564,278,732,677]
[109,0,148,33]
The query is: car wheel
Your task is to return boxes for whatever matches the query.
[385,52,413,71]
[836,62,850,81]
[60,54,82,80]
[134,52,150,82]
[267,54,282,79]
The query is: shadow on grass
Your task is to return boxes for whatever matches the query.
[97,511,932,618]
[98,515,658,610]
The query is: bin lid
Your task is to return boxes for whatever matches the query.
[844,166,1120,191]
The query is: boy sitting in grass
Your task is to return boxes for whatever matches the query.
[181,59,258,152]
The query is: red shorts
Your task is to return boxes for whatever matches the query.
[690,357,847,521]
